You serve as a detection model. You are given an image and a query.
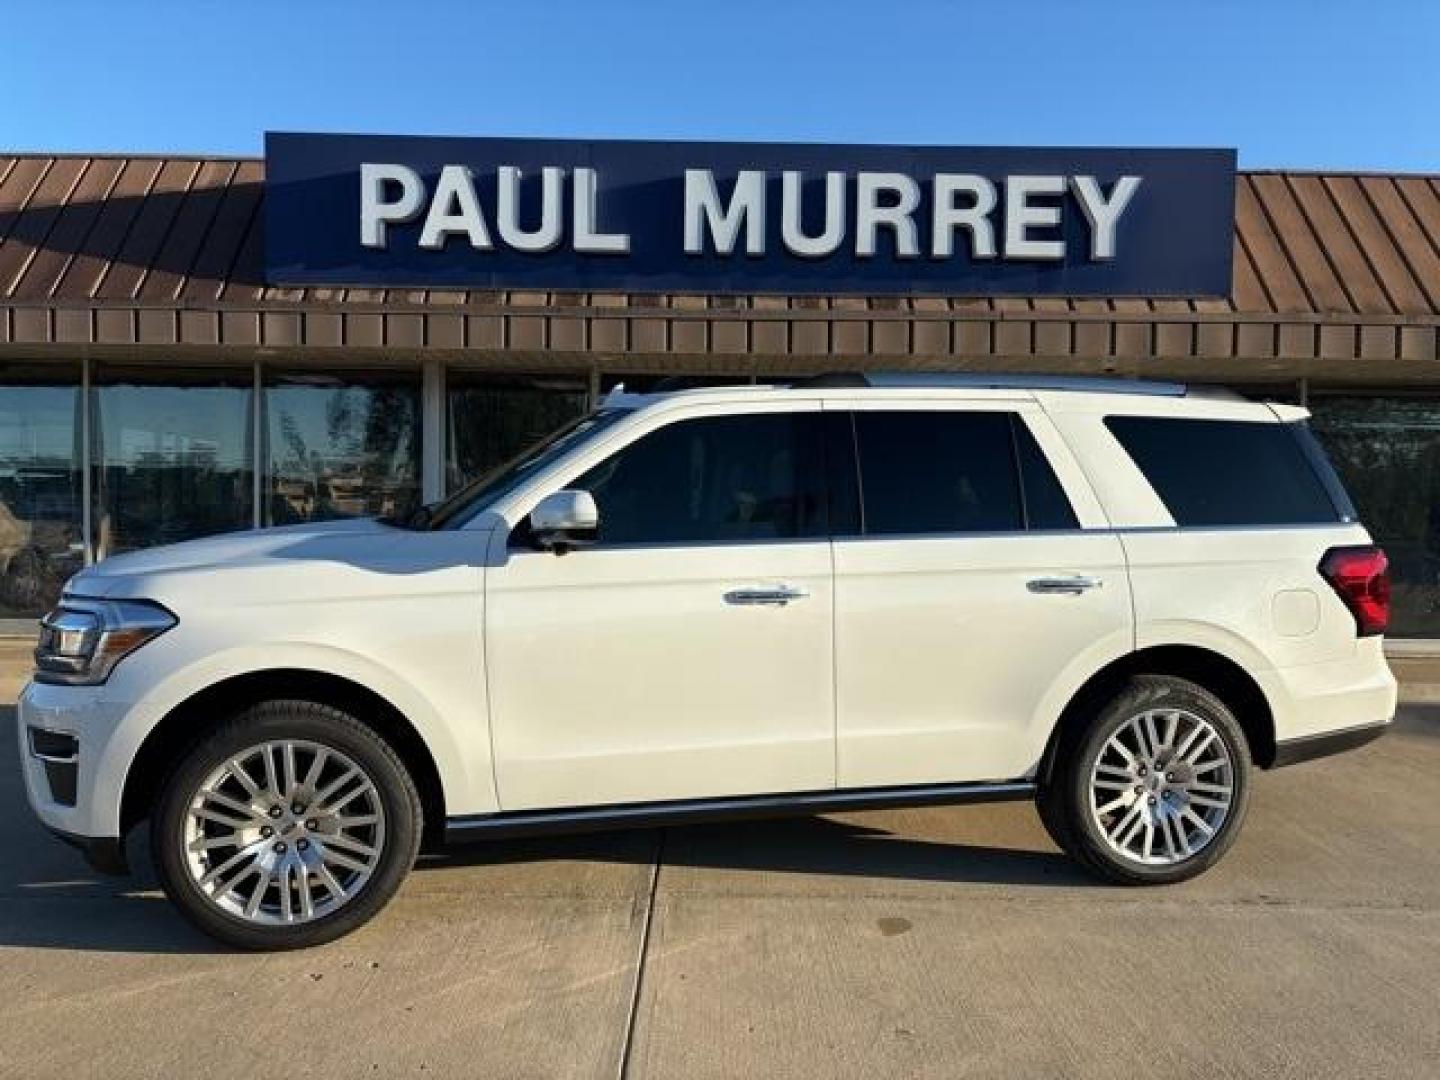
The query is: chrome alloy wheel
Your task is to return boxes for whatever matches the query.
[182,740,387,925]
[1088,708,1235,867]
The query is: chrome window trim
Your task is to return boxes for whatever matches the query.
[504,520,1361,551]
[1105,522,1367,535]
[504,535,835,556]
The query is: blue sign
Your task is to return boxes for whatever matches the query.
[264,132,1235,296]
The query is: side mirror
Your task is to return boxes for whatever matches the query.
[528,489,599,553]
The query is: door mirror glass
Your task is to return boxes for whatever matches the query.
[528,489,599,552]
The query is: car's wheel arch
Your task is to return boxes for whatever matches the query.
[1039,643,1278,784]
[120,662,462,851]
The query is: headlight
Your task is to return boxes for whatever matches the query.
[34,598,177,686]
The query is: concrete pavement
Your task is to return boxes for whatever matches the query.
[0,677,1437,1076]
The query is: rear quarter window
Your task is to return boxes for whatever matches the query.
[1105,416,1345,527]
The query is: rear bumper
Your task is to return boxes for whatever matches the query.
[1272,718,1390,768]
[1254,639,1398,759]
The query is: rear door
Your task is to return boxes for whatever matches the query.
[829,400,1133,787]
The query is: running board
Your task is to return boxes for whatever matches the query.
[444,780,1036,842]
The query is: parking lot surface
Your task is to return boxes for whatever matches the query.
[1,689,1437,1079]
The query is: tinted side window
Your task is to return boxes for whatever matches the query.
[568,413,827,545]
[1013,419,1079,530]
[1105,416,1342,526]
[854,411,1021,535]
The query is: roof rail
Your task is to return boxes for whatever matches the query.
[787,372,871,389]
[788,372,1187,396]
[649,375,755,392]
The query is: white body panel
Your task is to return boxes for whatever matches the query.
[481,396,834,809]
[833,529,1132,785]
[18,381,1398,850]
[829,399,1134,785]
[20,521,497,839]
[1119,523,1395,740]
[485,539,834,808]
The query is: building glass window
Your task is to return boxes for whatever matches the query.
[446,373,589,493]
[0,363,83,617]
[264,370,421,525]
[91,368,255,559]
[1308,396,1440,638]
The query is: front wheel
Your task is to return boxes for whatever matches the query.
[1038,675,1252,885]
[152,701,422,950]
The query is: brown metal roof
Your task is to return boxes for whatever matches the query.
[1,154,1438,379]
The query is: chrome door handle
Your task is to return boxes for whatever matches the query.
[1027,575,1103,595]
[724,585,810,606]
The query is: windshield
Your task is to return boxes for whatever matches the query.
[421,408,632,530]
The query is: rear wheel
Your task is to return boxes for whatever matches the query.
[1038,675,1251,884]
[152,701,422,950]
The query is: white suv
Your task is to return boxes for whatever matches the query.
[19,374,1397,949]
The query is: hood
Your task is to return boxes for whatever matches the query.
[67,517,404,597]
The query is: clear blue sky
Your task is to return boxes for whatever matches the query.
[5,0,1437,171]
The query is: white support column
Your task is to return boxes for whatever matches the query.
[421,359,446,502]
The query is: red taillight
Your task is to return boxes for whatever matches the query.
[1319,545,1390,637]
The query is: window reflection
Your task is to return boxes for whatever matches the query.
[445,373,588,492]
[92,369,254,559]
[1308,396,1440,638]
[265,371,420,524]
[0,366,83,617]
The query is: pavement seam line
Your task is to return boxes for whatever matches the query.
[617,828,665,1080]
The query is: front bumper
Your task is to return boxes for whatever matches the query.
[16,679,141,871]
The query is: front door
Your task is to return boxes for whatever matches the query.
[485,403,836,810]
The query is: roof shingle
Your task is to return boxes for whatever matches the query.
[1,153,1435,316]
[0,155,1437,375]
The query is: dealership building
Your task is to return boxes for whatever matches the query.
[1,136,1438,642]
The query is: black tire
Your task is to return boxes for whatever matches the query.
[1033,763,1074,856]
[1037,674,1252,885]
[152,700,422,950]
